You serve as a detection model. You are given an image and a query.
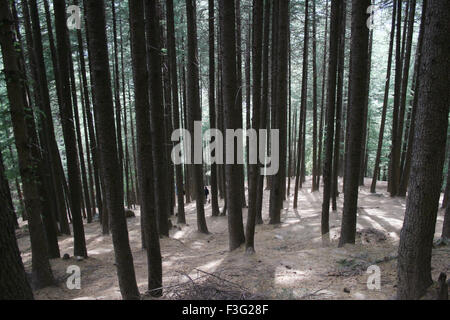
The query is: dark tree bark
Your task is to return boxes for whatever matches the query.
[311,0,319,193]
[321,0,341,236]
[396,0,417,197]
[129,0,163,296]
[294,0,309,210]
[0,150,18,229]
[339,0,371,247]
[332,0,347,211]
[166,0,186,223]
[22,0,60,258]
[73,0,104,225]
[370,0,397,194]
[28,0,68,238]
[390,0,403,197]
[53,0,87,258]
[144,0,171,237]
[235,0,247,209]
[317,0,329,191]
[68,47,93,224]
[397,0,450,300]
[186,0,209,234]
[111,0,125,199]
[219,0,245,249]
[255,0,271,225]
[245,0,263,254]
[0,0,55,289]
[0,149,33,300]
[207,0,220,218]
[85,0,141,300]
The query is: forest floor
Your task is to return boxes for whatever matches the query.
[17,178,449,300]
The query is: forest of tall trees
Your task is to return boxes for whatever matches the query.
[0,0,449,302]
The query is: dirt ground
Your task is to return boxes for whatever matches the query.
[17,178,449,300]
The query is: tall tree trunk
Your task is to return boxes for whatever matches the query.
[311,0,319,193]
[144,0,171,237]
[186,0,209,234]
[370,1,397,194]
[0,0,55,288]
[255,0,271,225]
[166,0,186,223]
[235,0,247,209]
[73,0,104,224]
[22,0,61,256]
[321,0,341,236]
[332,0,347,211]
[245,0,263,254]
[85,0,141,300]
[396,0,416,197]
[53,0,87,258]
[317,0,329,191]
[397,0,449,300]
[129,0,163,295]
[294,0,309,209]
[219,0,245,249]
[390,0,403,197]
[206,0,220,218]
[269,0,289,224]
[339,0,371,247]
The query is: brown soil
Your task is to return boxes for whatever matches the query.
[17,178,449,300]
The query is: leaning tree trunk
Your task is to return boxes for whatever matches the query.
[0,0,55,289]
[397,0,450,300]
[339,0,371,247]
[0,149,33,300]
[85,0,141,300]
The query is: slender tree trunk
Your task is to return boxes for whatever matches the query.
[245,0,263,254]
[294,0,309,209]
[166,0,186,223]
[317,1,329,191]
[235,0,247,209]
[332,0,347,211]
[397,0,449,299]
[255,0,271,225]
[370,1,397,194]
[321,0,341,236]
[53,0,87,258]
[339,0,371,247]
[206,0,220,218]
[186,0,209,234]
[311,0,319,193]
[390,0,403,197]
